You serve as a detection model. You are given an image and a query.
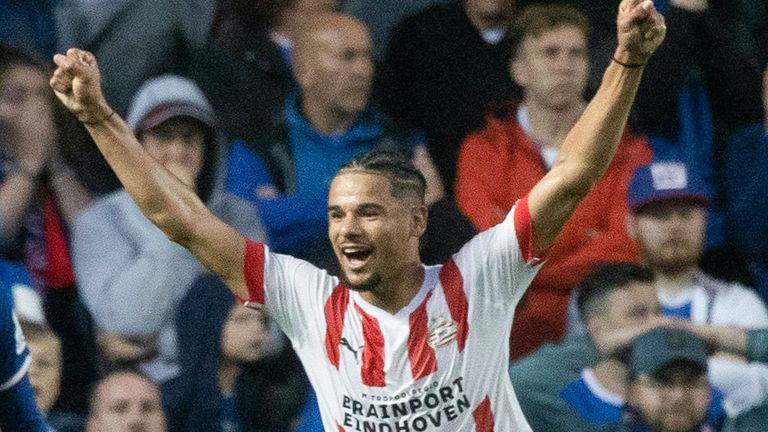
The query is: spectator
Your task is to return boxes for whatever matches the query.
[0,43,98,417]
[510,263,694,432]
[225,13,450,270]
[12,282,86,432]
[722,62,768,303]
[379,0,520,190]
[166,274,308,432]
[570,161,768,415]
[55,0,217,194]
[72,75,268,385]
[622,327,720,432]
[456,4,652,359]
[0,262,47,431]
[193,0,340,147]
[85,370,166,432]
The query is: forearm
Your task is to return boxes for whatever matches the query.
[82,110,208,245]
[555,56,645,188]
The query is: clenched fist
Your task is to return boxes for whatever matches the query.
[615,0,666,65]
[50,48,112,124]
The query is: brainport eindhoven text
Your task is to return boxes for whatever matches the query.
[341,377,472,431]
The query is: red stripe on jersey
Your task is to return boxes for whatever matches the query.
[513,196,534,263]
[324,284,350,369]
[337,425,345,431]
[242,240,266,304]
[439,259,469,351]
[407,291,436,381]
[354,304,386,387]
[472,396,495,432]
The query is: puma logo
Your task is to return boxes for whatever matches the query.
[340,337,365,362]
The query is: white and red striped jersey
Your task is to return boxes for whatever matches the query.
[242,198,542,431]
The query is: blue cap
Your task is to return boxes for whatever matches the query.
[628,161,710,213]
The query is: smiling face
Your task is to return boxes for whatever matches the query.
[327,172,425,293]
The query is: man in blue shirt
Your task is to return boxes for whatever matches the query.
[0,260,47,431]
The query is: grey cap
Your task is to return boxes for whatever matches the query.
[630,328,708,377]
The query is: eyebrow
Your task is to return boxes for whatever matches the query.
[327,203,386,212]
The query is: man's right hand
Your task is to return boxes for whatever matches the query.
[50,48,112,124]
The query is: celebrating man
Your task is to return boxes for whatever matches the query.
[49,1,665,430]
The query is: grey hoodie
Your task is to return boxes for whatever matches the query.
[71,74,267,383]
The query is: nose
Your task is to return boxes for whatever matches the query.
[338,214,363,239]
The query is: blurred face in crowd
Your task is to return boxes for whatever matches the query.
[221,305,267,363]
[26,331,62,413]
[140,117,205,189]
[628,202,707,275]
[586,281,660,353]
[628,362,710,432]
[464,0,517,29]
[0,65,55,155]
[86,372,167,432]
[328,172,426,293]
[512,24,589,110]
[294,16,374,125]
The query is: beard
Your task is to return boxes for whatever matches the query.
[340,271,382,293]
[641,239,702,275]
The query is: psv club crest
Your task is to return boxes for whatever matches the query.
[427,316,458,348]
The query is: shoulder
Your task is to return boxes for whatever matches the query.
[462,109,522,152]
[696,272,768,315]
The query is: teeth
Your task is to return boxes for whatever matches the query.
[343,247,366,254]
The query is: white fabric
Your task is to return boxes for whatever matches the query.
[658,272,768,415]
[252,203,540,431]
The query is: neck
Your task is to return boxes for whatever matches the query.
[302,99,357,135]
[655,267,697,297]
[592,359,629,398]
[218,359,241,396]
[359,262,424,314]
[523,100,585,151]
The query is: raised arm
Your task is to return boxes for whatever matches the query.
[49,49,248,299]
[527,0,665,256]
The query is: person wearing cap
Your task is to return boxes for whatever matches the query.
[71,75,268,385]
[625,160,768,416]
[622,327,721,432]
[510,262,679,432]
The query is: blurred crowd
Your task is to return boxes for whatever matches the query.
[1,0,767,431]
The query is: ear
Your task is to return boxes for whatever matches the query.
[410,204,428,238]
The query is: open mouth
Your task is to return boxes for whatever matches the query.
[342,247,373,268]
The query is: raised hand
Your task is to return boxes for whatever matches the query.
[50,48,112,124]
[615,0,666,65]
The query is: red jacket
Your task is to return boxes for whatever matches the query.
[455,108,652,359]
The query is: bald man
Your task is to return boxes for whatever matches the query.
[86,371,166,432]
[225,13,444,270]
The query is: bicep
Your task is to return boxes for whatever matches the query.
[186,210,248,300]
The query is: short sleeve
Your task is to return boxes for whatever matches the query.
[241,240,338,344]
[450,196,544,307]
